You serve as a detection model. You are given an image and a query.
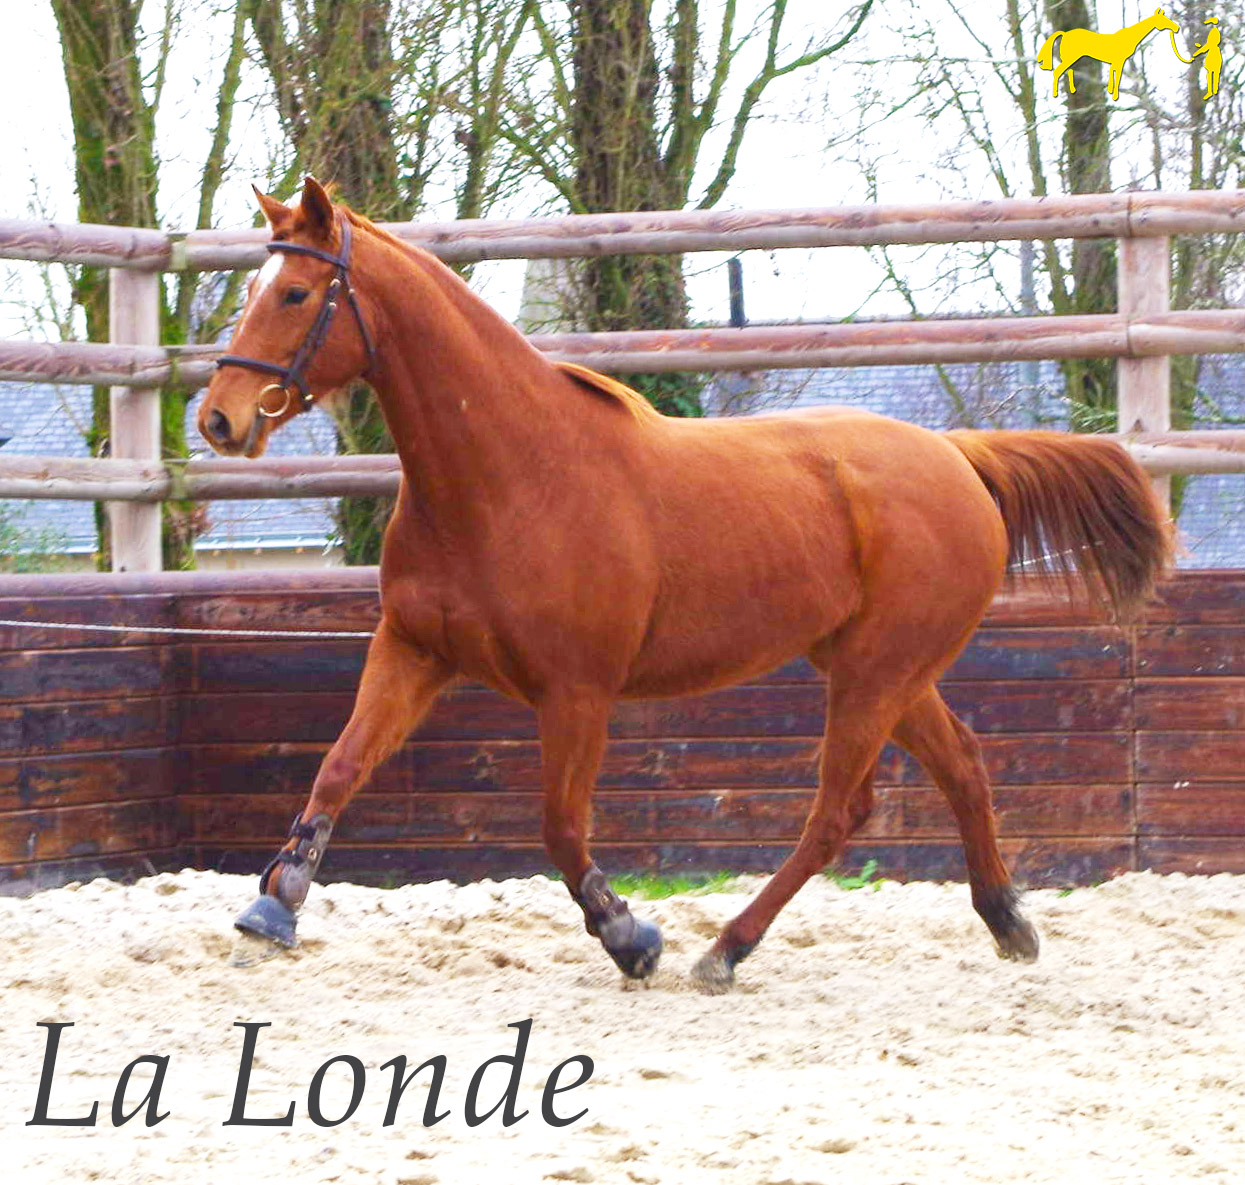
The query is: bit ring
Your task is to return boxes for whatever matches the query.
[257,383,294,419]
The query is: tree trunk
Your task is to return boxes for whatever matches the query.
[252,0,407,563]
[568,0,700,416]
[1045,0,1117,433]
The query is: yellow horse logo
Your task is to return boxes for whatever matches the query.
[1038,6,1179,100]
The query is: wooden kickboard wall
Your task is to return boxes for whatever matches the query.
[1,568,1243,895]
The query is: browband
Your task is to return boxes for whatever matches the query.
[215,216,377,417]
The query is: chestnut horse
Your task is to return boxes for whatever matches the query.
[199,178,1170,993]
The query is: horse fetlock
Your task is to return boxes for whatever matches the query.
[571,864,663,980]
[994,916,1040,964]
[598,912,663,980]
[972,882,1039,963]
[235,814,333,951]
[267,812,334,911]
[690,936,758,995]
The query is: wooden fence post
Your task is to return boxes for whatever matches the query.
[1117,235,1172,509]
[108,268,162,571]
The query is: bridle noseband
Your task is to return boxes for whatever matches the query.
[215,216,377,418]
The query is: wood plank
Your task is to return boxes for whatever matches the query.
[1136,732,1245,782]
[1135,679,1245,730]
[176,677,1131,749]
[861,784,1133,839]
[939,680,1130,733]
[1136,625,1245,676]
[748,628,1131,684]
[181,783,1134,850]
[1139,836,1245,875]
[946,627,1130,680]
[194,836,1134,889]
[178,694,357,744]
[0,595,176,650]
[982,580,1113,627]
[1137,782,1245,835]
[0,748,175,812]
[875,733,1131,787]
[0,849,186,897]
[0,697,176,758]
[843,837,1134,886]
[184,732,1132,795]
[1140,571,1245,625]
[176,590,380,635]
[186,640,368,694]
[0,798,180,866]
[0,645,173,705]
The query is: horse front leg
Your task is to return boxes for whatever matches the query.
[538,689,663,980]
[232,620,454,958]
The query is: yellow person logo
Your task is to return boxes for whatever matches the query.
[1171,18,1223,98]
[1038,6,1213,101]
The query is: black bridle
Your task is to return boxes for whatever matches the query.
[215,216,378,418]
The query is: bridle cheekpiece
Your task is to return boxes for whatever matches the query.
[215,215,377,418]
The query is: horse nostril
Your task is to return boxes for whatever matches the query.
[206,409,232,444]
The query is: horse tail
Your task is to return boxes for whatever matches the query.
[946,429,1172,619]
[1037,31,1062,70]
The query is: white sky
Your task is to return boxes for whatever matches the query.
[0,1,1210,337]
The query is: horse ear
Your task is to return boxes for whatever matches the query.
[252,185,293,233]
[298,176,336,242]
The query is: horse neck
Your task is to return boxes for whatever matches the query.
[1127,15,1161,50]
[351,224,615,519]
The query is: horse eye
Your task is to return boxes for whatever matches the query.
[284,287,309,306]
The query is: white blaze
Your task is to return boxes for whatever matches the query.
[253,251,285,297]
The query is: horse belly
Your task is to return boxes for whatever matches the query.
[620,535,858,698]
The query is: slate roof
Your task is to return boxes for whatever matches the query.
[0,382,338,555]
[705,354,1245,569]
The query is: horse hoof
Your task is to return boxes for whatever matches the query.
[601,915,663,980]
[995,918,1040,963]
[234,893,299,948]
[229,930,288,968]
[690,950,735,995]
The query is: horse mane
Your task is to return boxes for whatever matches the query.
[335,207,661,423]
[551,361,662,421]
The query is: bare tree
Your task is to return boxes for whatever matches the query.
[248,0,537,562]
[839,0,1245,459]
[499,0,875,416]
[50,0,249,568]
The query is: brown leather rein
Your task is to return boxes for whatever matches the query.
[215,216,378,418]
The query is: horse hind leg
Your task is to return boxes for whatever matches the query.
[538,688,663,980]
[891,687,1038,963]
[689,643,914,994]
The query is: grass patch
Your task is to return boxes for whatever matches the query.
[826,858,884,891]
[611,871,740,900]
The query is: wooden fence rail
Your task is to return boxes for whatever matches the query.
[6,309,1245,389]
[5,431,1245,502]
[2,189,1243,565]
[5,190,1245,271]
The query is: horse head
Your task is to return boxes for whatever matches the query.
[199,177,376,457]
[1151,6,1179,35]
